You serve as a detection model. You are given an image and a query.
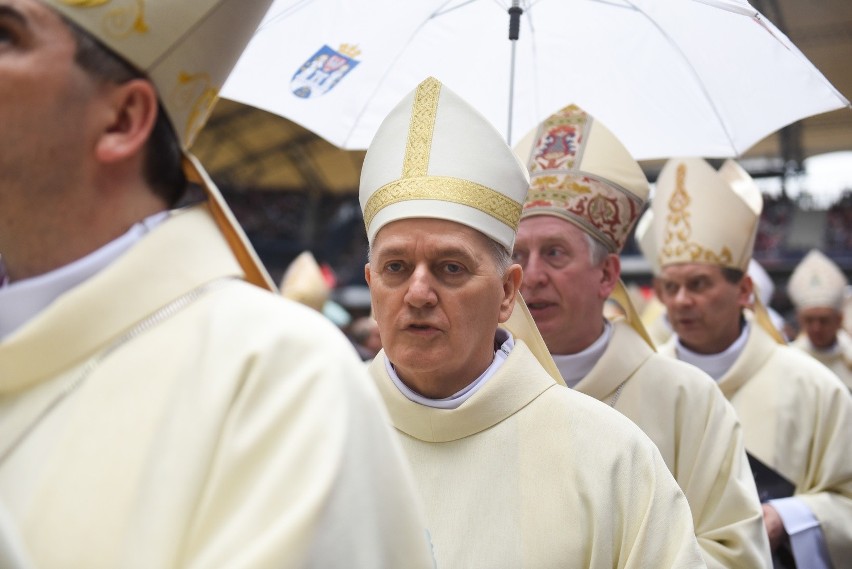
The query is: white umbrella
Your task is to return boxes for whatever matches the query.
[221,0,849,160]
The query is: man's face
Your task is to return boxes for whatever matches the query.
[797,306,842,349]
[654,263,751,354]
[0,0,101,244]
[365,218,519,397]
[514,216,614,354]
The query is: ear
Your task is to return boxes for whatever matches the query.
[94,79,159,164]
[652,276,665,302]
[738,273,754,309]
[598,254,621,299]
[364,263,377,316]
[498,264,523,323]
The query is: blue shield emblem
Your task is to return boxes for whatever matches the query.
[291,45,360,99]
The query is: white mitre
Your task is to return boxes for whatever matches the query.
[360,77,563,385]
[652,158,762,272]
[635,209,660,275]
[280,251,330,313]
[41,0,276,290]
[788,249,848,311]
[360,77,529,253]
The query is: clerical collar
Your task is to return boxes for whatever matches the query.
[0,211,169,340]
[386,328,514,409]
[552,320,613,389]
[676,320,751,381]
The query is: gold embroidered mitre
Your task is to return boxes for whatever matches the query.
[359,77,530,252]
[788,249,848,311]
[514,105,649,253]
[652,158,762,272]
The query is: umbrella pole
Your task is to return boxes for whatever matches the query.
[507,1,523,146]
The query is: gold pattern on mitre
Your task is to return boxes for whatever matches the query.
[360,77,529,252]
[661,164,734,267]
[60,0,148,38]
[651,157,766,271]
[516,104,649,253]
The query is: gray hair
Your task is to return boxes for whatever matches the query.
[584,233,611,267]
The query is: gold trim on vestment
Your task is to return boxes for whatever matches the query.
[363,176,523,230]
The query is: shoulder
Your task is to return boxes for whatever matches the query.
[764,343,848,394]
[534,383,661,453]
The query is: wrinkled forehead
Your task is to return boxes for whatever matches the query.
[371,218,497,257]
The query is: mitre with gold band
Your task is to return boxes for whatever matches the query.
[360,76,563,385]
[41,0,276,291]
[652,157,784,343]
[514,104,655,348]
[788,249,848,311]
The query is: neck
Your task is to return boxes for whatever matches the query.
[395,349,497,399]
[547,316,606,355]
[1,180,167,282]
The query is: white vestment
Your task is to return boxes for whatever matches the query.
[370,340,706,569]
[0,205,434,569]
[574,319,771,568]
[791,330,852,391]
[662,320,852,568]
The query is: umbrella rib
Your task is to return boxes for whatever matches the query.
[257,0,319,31]
[624,0,738,153]
[341,0,468,147]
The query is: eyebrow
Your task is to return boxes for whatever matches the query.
[0,6,27,26]
[372,244,479,264]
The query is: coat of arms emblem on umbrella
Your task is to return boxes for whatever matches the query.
[290,44,361,99]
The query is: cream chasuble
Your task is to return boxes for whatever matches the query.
[575,320,770,568]
[661,320,852,568]
[370,340,706,569]
[791,330,852,391]
[0,205,433,569]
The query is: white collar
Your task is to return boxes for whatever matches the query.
[676,320,750,381]
[387,329,514,409]
[0,211,169,340]
[552,320,613,389]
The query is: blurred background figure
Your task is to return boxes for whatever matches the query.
[279,250,332,312]
[349,316,382,361]
[748,259,789,341]
[787,249,852,390]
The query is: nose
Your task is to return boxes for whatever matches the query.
[404,265,438,308]
[673,285,693,307]
[520,253,547,293]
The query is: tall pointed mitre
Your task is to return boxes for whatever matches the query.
[514,105,655,348]
[280,251,330,312]
[360,77,563,384]
[42,0,276,291]
[652,158,762,273]
[635,209,660,275]
[515,104,650,253]
[788,249,848,311]
[652,158,785,342]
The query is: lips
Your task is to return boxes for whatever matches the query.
[525,300,556,311]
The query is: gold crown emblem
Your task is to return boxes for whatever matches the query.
[338,44,362,58]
